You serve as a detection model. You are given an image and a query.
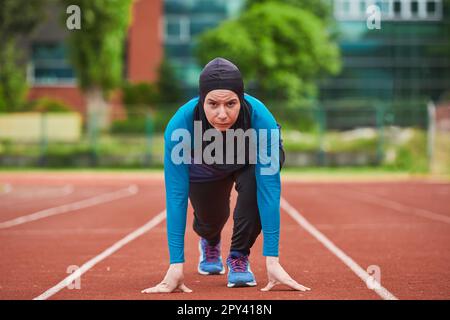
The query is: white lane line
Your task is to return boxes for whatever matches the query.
[338,188,450,225]
[0,185,139,229]
[33,210,166,300]
[280,197,398,300]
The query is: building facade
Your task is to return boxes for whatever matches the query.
[24,0,450,115]
[163,0,244,97]
[26,0,163,115]
[322,0,450,103]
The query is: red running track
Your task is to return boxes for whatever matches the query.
[0,173,449,300]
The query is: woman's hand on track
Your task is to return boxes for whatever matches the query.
[261,257,311,292]
[141,263,192,294]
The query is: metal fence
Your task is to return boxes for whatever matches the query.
[0,101,433,169]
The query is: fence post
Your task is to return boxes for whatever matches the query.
[375,104,385,165]
[145,110,153,167]
[316,105,326,166]
[427,101,436,173]
[88,111,98,167]
[38,112,48,167]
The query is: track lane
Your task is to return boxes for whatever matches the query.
[282,182,450,300]
[0,182,165,300]
[51,189,381,300]
[1,175,448,300]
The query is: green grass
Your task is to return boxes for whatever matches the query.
[281,129,379,153]
[0,128,435,176]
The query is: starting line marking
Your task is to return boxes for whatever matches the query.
[0,185,139,229]
[280,197,398,300]
[33,210,166,300]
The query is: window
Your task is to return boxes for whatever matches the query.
[393,0,401,16]
[427,1,436,14]
[381,0,389,14]
[192,0,226,14]
[411,1,419,16]
[190,17,220,36]
[30,43,75,85]
[164,16,190,44]
[342,0,351,13]
[359,1,366,15]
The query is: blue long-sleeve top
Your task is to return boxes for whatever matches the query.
[164,93,281,264]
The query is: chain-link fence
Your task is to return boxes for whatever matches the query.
[428,101,450,175]
[0,101,433,170]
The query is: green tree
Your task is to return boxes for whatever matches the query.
[245,0,332,20]
[62,0,133,129]
[156,59,183,104]
[196,2,341,107]
[122,82,158,114]
[0,0,46,112]
[122,59,183,114]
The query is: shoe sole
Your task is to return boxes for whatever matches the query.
[226,263,256,287]
[198,241,225,275]
[198,265,226,275]
[227,281,257,288]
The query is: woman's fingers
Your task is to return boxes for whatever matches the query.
[261,279,311,292]
[260,280,279,292]
[141,286,161,293]
[284,278,311,292]
[141,282,172,294]
[178,283,193,293]
[141,282,192,294]
[261,274,311,292]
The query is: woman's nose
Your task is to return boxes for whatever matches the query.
[217,107,228,120]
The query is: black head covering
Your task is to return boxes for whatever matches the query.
[193,57,253,171]
[199,57,244,102]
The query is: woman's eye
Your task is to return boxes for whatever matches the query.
[227,102,236,107]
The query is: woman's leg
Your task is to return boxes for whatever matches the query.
[230,164,262,256]
[230,146,285,256]
[189,176,234,245]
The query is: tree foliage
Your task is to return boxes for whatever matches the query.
[62,0,133,93]
[0,0,46,111]
[244,0,332,20]
[196,2,341,106]
[156,59,184,104]
[122,59,183,115]
[0,0,45,42]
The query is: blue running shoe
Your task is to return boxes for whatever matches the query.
[226,252,257,287]
[198,238,225,275]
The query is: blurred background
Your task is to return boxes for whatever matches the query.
[0,0,449,177]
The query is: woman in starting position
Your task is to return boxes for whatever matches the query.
[142,57,310,293]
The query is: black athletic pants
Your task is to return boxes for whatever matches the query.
[188,149,285,256]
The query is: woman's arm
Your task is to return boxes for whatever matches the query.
[250,95,310,292]
[142,105,193,294]
[253,98,282,258]
[164,126,190,264]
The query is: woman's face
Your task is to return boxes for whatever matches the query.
[203,89,241,131]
